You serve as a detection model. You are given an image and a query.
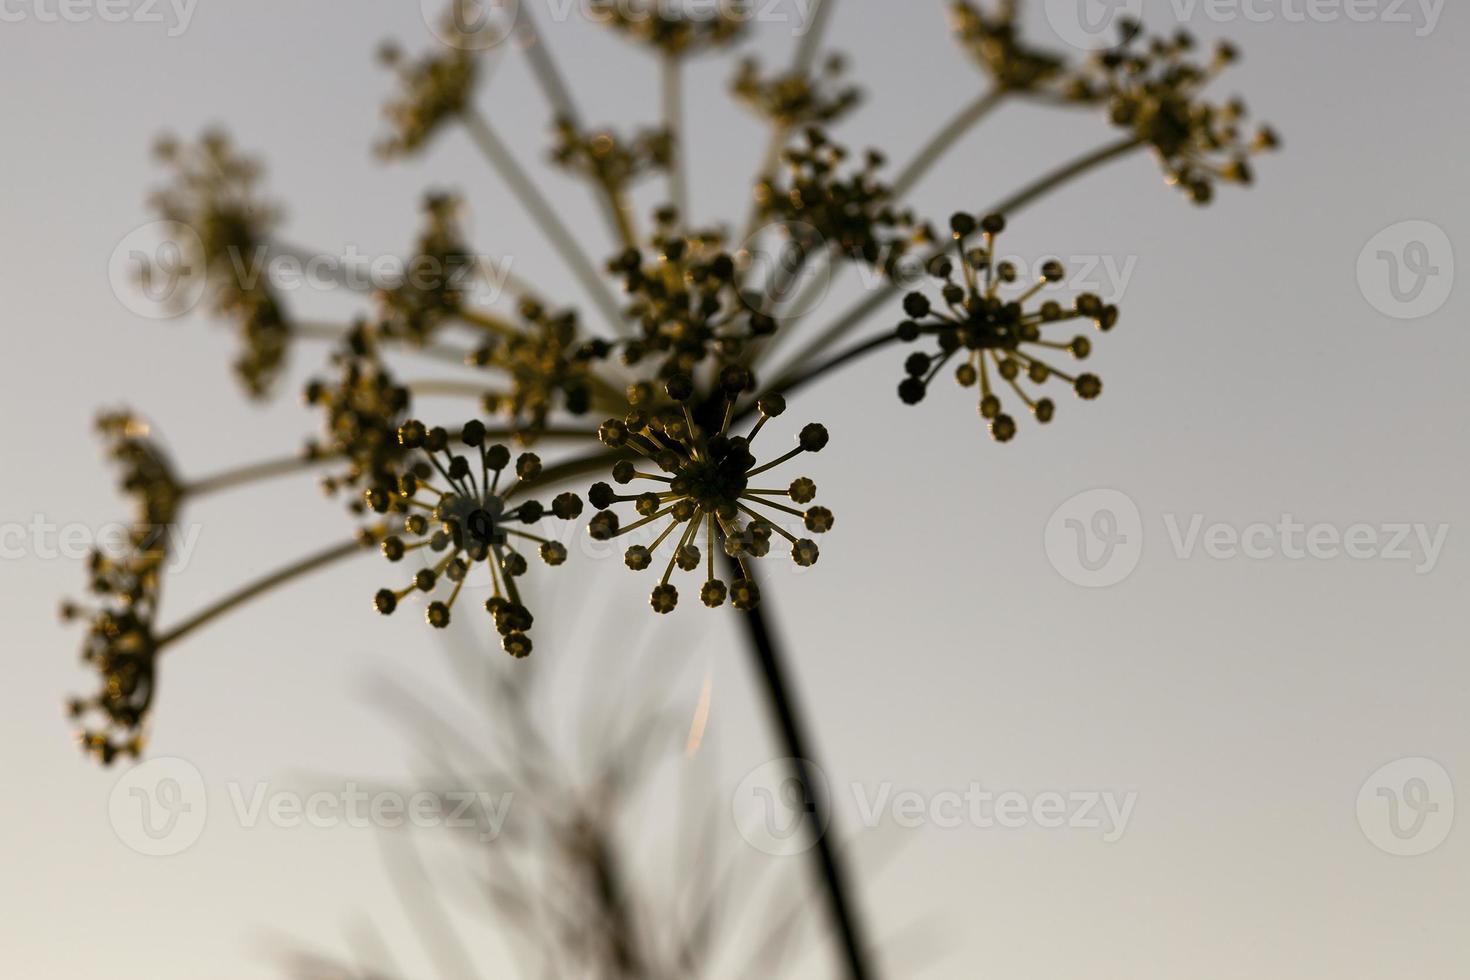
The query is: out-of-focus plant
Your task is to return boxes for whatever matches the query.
[67,2,1279,976]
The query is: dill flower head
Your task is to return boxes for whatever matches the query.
[948,0,1073,94]
[590,0,747,57]
[63,557,159,766]
[468,299,606,441]
[756,130,917,271]
[895,213,1117,443]
[149,131,292,397]
[375,192,478,343]
[94,410,184,530]
[367,421,584,658]
[304,326,417,510]
[375,32,478,158]
[550,121,673,194]
[606,209,778,380]
[1073,22,1280,204]
[731,54,863,129]
[62,411,181,765]
[589,370,832,614]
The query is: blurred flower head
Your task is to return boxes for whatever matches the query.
[375,30,479,158]
[590,0,748,57]
[61,411,182,765]
[374,192,479,343]
[949,0,1075,95]
[732,53,862,129]
[304,325,418,511]
[468,299,607,442]
[149,131,293,396]
[550,120,673,195]
[1072,22,1280,204]
[606,209,779,380]
[756,130,918,272]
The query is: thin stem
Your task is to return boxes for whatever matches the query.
[739,0,836,254]
[890,88,1006,199]
[739,122,792,247]
[726,558,876,980]
[406,379,497,399]
[777,135,1145,379]
[986,134,1144,216]
[182,453,332,498]
[663,54,689,228]
[156,535,372,649]
[766,329,903,404]
[515,3,638,251]
[460,108,628,336]
[793,0,835,74]
[291,321,476,370]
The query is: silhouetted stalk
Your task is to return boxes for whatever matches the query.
[726,557,876,980]
[890,88,1006,198]
[987,133,1143,215]
[461,108,629,335]
[156,535,374,649]
[663,53,690,228]
[183,453,333,497]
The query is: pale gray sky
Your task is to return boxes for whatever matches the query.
[1,0,1466,977]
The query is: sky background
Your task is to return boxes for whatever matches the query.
[1,0,1466,976]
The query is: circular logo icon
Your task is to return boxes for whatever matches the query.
[1043,0,1143,51]
[108,220,206,319]
[1357,757,1454,857]
[1044,488,1143,588]
[1357,220,1455,320]
[422,0,521,51]
[738,222,833,320]
[732,757,830,857]
[108,756,208,856]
